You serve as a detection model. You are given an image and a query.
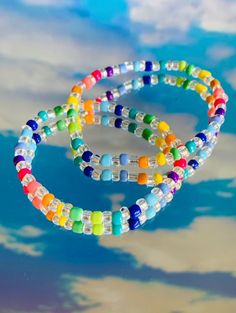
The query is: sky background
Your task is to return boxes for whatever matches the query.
[0,0,236,312]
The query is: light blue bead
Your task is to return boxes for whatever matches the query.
[29,143,37,152]
[120,170,128,182]
[101,115,109,126]
[146,207,156,220]
[15,143,28,150]
[132,79,140,90]
[25,155,32,163]
[158,183,170,194]
[120,153,129,165]
[100,154,112,166]
[134,61,141,72]
[211,116,221,123]
[144,193,158,206]
[118,85,126,96]
[112,211,122,225]
[119,63,127,74]
[21,128,33,138]
[207,124,216,134]
[160,198,167,208]
[100,101,110,112]
[101,169,112,181]
[197,149,208,160]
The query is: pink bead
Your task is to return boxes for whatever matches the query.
[32,197,42,209]
[214,98,225,108]
[213,88,224,98]
[91,70,102,81]
[25,181,41,195]
[82,76,94,90]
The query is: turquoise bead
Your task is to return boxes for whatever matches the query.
[112,211,122,226]
[100,154,112,166]
[197,149,208,160]
[158,74,165,83]
[159,60,166,70]
[134,61,141,72]
[129,108,139,119]
[185,141,197,153]
[112,224,122,236]
[42,126,52,136]
[101,169,112,181]
[145,193,158,206]
[101,101,110,112]
[101,115,109,126]
[183,169,189,180]
[38,110,48,122]
[21,128,33,137]
[146,207,156,220]
[132,79,140,90]
[71,138,83,150]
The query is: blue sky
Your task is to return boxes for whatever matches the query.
[0,1,236,312]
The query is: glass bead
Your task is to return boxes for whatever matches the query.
[173,166,184,178]
[152,61,160,71]
[165,192,173,203]
[94,115,101,125]
[108,103,116,113]
[139,213,147,225]
[163,177,175,189]
[35,186,49,200]
[113,65,120,76]
[121,222,129,233]
[21,174,35,186]
[16,161,31,172]
[124,61,134,71]
[150,118,159,129]
[136,198,148,211]
[148,135,158,145]
[52,215,60,225]
[47,109,55,119]
[121,119,130,130]
[123,80,132,91]
[122,107,129,118]
[27,194,34,202]
[104,225,112,235]
[108,117,116,127]
[64,219,73,230]
[103,211,112,224]
[120,207,130,220]
[135,112,145,123]
[192,137,204,148]
[154,202,161,213]
[151,75,158,85]
[191,67,201,77]
[91,154,100,166]
[83,223,93,235]
[151,187,164,198]
[148,157,156,167]
[128,173,138,182]
[134,127,144,137]
[165,153,174,164]
[91,170,100,181]
[186,165,195,177]
[112,171,120,182]
[82,210,91,223]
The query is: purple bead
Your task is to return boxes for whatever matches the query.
[105,66,113,77]
[106,91,113,101]
[167,171,179,183]
[13,155,25,166]
[171,188,177,194]
[215,108,225,116]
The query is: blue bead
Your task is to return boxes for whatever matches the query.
[134,61,141,72]
[71,138,83,150]
[185,141,197,153]
[145,61,153,71]
[26,120,38,131]
[119,63,127,74]
[112,211,122,226]
[101,169,112,181]
[129,108,139,119]
[100,154,112,166]
[15,143,27,150]
[197,149,208,160]
[188,159,199,170]
[82,151,93,162]
[32,133,41,144]
[146,207,156,220]
[29,143,37,152]
[196,132,207,143]
[101,101,110,112]
[120,153,129,165]
[144,193,158,206]
[120,170,128,182]
[158,183,170,194]
[159,60,166,70]
[158,74,165,83]
[21,127,33,137]
[25,155,32,163]
[118,85,126,96]
[84,166,94,177]
[210,116,221,123]
[112,224,122,236]
[114,118,122,128]
[128,218,141,230]
[114,104,123,116]
[160,198,167,208]
[129,204,141,219]
[143,75,151,85]
[132,79,140,90]
[38,111,48,122]
[101,115,109,126]
[207,124,216,134]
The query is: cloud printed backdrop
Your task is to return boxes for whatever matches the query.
[0,1,236,312]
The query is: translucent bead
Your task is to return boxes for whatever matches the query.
[28,150,35,158]
[124,61,134,71]
[152,61,160,71]
[165,192,173,203]
[91,154,100,166]
[192,137,204,148]
[121,119,129,130]
[122,107,129,118]
[134,127,144,137]
[108,103,116,113]
[64,219,73,230]
[172,61,179,70]
[113,65,120,76]
[41,206,49,215]
[27,194,34,202]
[91,170,100,181]
[204,76,213,85]
[138,60,146,71]
[166,60,173,70]
[100,68,107,78]
[71,131,82,139]
[148,157,156,168]
[151,187,164,198]
[50,124,58,134]
[128,173,138,182]
[169,76,177,86]
[82,210,91,223]
[19,136,31,144]
[192,67,201,77]
[103,211,112,224]
[122,222,129,233]
[112,171,120,182]
[47,109,55,119]
[163,177,175,189]
[120,207,130,220]
[16,161,31,172]
[139,213,147,225]
[93,101,100,112]
[104,224,112,235]
[172,138,182,147]
[202,129,213,141]
[94,115,101,125]
[151,75,158,85]
[14,149,27,157]
[188,80,197,90]
[135,112,145,123]
[175,181,182,190]
[150,118,159,129]
[112,156,120,166]
[62,203,72,217]
[123,80,132,91]
[186,165,195,177]
[108,117,116,127]
[22,174,35,186]
[173,167,184,178]
[165,153,174,164]
[83,223,93,235]
[52,215,60,225]
[129,155,138,166]
[154,202,161,213]
[136,198,148,211]
[35,186,49,200]
[195,156,204,166]
[37,131,47,142]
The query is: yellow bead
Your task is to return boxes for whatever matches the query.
[71,149,77,157]
[77,117,83,131]
[56,203,64,216]
[198,70,212,80]
[178,60,187,71]
[93,224,104,236]
[153,172,163,184]
[158,121,170,133]
[91,211,103,224]
[155,137,166,148]
[67,96,79,106]
[195,83,208,94]
[156,152,166,166]
[59,216,67,227]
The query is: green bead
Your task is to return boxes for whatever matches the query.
[74,156,83,166]
[56,120,66,131]
[170,147,181,160]
[128,122,137,133]
[38,110,48,121]
[54,106,64,116]
[183,79,191,90]
[67,109,77,117]
[186,64,195,76]
[68,122,79,134]
[91,211,103,224]
[178,60,187,71]
[112,211,122,226]
[70,207,83,221]
[142,128,153,141]
[129,108,139,119]
[72,221,83,234]
[112,224,122,236]
[93,224,104,236]
[42,126,52,136]
[176,77,184,87]
[185,141,197,153]
[158,74,165,83]
[143,114,155,124]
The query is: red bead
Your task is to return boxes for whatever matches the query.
[18,168,31,181]
[91,70,102,81]
[214,98,225,108]
[23,186,29,194]
[174,158,187,169]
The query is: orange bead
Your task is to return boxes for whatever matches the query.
[208,107,215,117]
[165,134,177,146]
[32,197,42,210]
[84,114,94,124]
[138,173,148,185]
[163,146,171,154]
[210,79,220,89]
[206,95,215,104]
[71,85,82,95]
[138,156,149,168]
[46,211,55,221]
[42,193,55,207]
[84,100,94,112]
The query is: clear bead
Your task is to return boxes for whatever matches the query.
[112,171,120,182]
[124,61,134,71]
[52,215,60,225]
[108,117,116,127]
[151,188,164,198]
[123,80,132,91]
[163,177,175,189]
[148,134,157,145]
[41,206,48,215]
[165,192,173,203]
[91,170,101,181]
[83,223,93,235]
[79,162,87,171]
[186,165,195,177]
[151,75,158,85]
[139,213,147,225]
[18,136,32,144]
[172,61,179,70]
[112,156,120,166]
[134,127,144,137]
[172,138,182,147]
[154,202,161,213]
[165,153,174,164]
[129,155,138,166]
[122,107,129,118]
[121,119,129,130]
[71,131,82,140]
[108,102,116,113]
[94,115,101,125]
[195,156,204,166]
[120,207,130,220]
[166,60,173,70]
[37,131,47,142]
[104,224,112,235]
[91,154,100,166]
[192,67,201,77]
[47,109,55,119]
[193,136,204,148]
[62,203,72,217]
[14,149,27,157]
[150,118,159,129]
[35,187,49,200]
[148,157,157,168]
[27,194,34,202]
[16,161,31,172]
[173,167,184,178]
[175,181,182,190]
[113,65,120,76]
[64,219,73,230]
[82,210,91,223]
[100,68,107,78]
[178,145,190,158]
[122,222,129,233]
[103,211,112,224]
[138,60,146,71]
[21,174,35,186]
[204,76,213,85]
[136,198,148,210]
[152,61,160,71]
[189,80,197,90]
[48,198,61,212]
[128,173,138,182]
[93,101,100,112]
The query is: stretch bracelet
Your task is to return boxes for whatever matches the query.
[14,73,227,236]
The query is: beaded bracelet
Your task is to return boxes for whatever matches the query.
[14,76,227,236]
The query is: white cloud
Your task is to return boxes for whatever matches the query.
[207,45,235,61]
[100,217,236,275]
[0,224,45,257]
[127,0,236,45]
[216,191,234,198]
[20,0,76,6]
[225,68,236,90]
[65,275,236,313]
